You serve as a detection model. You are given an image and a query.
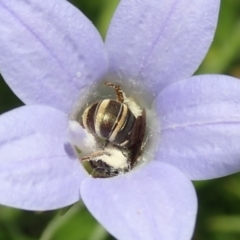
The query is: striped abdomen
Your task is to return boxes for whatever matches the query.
[82,99,136,147]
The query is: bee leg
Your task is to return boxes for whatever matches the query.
[103,140,109,149]
[129,109,146,167]
[130,109,146,145]
[105,82,124,103]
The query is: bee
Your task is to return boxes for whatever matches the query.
[81,148,129,178]
[80,82,146,178]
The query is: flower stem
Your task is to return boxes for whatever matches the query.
[39,202,83,240]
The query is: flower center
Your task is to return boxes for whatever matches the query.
[68,81,155,178]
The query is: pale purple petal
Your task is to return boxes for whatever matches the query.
[0,0,108,113]
[153,75,240,180]
[81,161,197,240]
[0,106,87,210]
[67,120,98,153]
[106,0,220,98]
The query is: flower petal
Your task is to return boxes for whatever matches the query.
[81,161,197,240]
[0,105,87,210]
[0,0,107,113]
[153,74,240,180]
[106,0,220,97]
[67,120,98,153]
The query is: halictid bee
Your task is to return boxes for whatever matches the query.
[80,82,146,178]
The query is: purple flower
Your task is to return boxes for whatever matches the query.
[0,0,239,239]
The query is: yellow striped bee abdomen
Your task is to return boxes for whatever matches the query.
[82,99,136,147]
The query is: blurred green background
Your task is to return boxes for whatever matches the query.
[0,0,240,239]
